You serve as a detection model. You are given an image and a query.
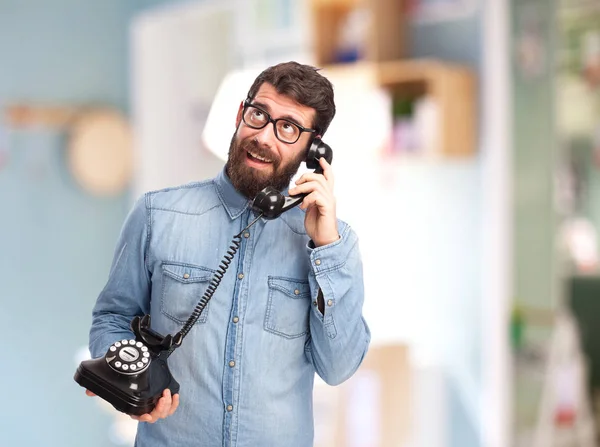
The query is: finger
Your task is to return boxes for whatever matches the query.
[290,180,327,197]
[129,390,173,423]
[85,390,96,397]
[289,183,308,197]
[300,192,327,211]
[294,173,309,186]
[168,393,180,416]
[299,192,313,210]
[295,172,327,187]
[295,172,332,196]
[160,389,173,418]
[150,390,172,420]
[304,190,337,214]
[133,399,165,424]
[300,197,315,211]
[131,413,153,423]
[319,157,334,185]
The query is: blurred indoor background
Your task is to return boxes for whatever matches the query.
[1,0,599,446]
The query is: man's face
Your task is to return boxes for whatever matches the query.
[225,83,316,199]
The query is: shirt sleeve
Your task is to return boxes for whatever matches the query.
[304,222,371,385]
[88,194,151,358]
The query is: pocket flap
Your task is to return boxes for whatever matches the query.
[268,277,311,298]
[162,262,214,283]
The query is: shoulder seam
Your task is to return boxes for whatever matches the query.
[145,179,215,197]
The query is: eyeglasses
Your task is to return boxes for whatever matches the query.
[242,100,316,144]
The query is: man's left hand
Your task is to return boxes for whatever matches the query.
[288,157,339,247]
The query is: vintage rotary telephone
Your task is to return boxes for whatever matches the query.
[74,138,333,416]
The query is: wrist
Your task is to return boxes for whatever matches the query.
[313,233,340,247]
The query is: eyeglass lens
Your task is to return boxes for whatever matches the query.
[243,105,301,144]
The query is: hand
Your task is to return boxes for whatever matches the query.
[130,389,179,423]
[288,157,339,247]
[86,388,180,423]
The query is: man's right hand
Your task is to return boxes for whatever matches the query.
[85,388,180,423]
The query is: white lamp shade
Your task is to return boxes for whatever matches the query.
[202,68,262,161]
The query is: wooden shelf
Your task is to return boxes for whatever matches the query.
[3,104,81,128]
[376,59,477,157]
[323,60,477,157]
[310,0,477,158]
[310,0,406,66]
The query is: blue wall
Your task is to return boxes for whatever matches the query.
[0,1,187,446]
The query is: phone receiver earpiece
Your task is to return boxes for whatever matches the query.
[251,138,333,220]
[305,137,333,171]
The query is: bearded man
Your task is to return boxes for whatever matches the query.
[85,61,370,447]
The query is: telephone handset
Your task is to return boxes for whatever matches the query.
[74,137,333,416]
[251,137,333,219]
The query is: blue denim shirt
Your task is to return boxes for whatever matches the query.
[89,169,370,447]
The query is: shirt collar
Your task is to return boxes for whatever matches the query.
[215,168,251,219]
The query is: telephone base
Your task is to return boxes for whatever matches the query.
[74,356,180,416]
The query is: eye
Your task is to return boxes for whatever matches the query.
[279,121,299,136]
[251,109,264,120]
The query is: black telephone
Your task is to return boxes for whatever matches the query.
[251,137,332,219]
[74,137,332,416]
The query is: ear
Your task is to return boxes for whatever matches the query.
[235,101,244,128]
[309,134,322,149]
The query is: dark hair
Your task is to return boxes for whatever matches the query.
[245,61,336,136]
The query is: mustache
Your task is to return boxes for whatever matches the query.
[239,139,280,164]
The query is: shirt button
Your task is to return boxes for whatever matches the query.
[315,259,321,266]
[229,360,235,367]
[183,273,190,279]
[238,273,244,280]
[227,405,233,412]
[327,299,333,307]
[294,289,300,295]
[233,316,239,323]
[243,232,250,238]
[313,300,318,306]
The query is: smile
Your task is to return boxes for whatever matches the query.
[247,150,273,163]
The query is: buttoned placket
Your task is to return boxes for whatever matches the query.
[222,209,253,447]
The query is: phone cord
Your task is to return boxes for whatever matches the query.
[167,213,263,356]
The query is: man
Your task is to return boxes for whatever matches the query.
[87,61,370,447]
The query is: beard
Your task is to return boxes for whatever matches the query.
[225,130,305,199]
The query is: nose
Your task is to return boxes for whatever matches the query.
[254,121,278,149]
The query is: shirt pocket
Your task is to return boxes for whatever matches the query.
[264,276,311,339]
[161,262,214,325]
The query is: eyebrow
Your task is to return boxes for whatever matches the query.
[251,101,308,129]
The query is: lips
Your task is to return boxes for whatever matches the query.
[247,150,273,163]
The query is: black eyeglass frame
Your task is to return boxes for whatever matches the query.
[242,100,316,144]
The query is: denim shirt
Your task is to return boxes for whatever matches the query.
[89,169,370,447]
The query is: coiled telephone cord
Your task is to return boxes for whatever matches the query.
[168,213,263,356]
